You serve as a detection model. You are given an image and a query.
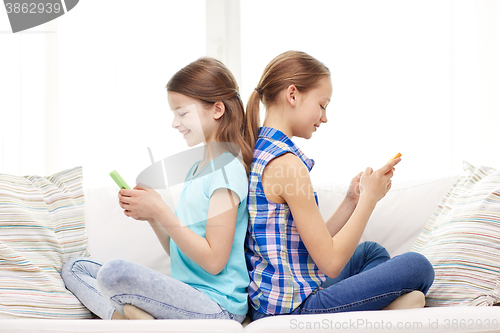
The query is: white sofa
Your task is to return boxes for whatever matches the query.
[2,173,500,333]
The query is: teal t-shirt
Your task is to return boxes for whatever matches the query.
[170,152,250,315]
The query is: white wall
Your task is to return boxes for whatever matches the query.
[241,0,500,185]
[1,0,499,189]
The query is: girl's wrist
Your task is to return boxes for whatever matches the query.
[357,195,377,210]
[152,201,180,230]
[343,196,358,211]
[151,199,169,222]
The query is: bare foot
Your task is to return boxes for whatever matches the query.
[382,291,425,310]
[123,304,155,320]
[111,311,127,320]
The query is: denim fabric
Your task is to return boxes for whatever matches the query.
[61,257,246,323]
[250,241,434,321]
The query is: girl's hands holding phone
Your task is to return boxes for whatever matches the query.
[358,158,401,206]
[346,171,363,207]
[118,186,165,221]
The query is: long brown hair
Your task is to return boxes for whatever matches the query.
[244,50,331,151]
[166,57,253,175]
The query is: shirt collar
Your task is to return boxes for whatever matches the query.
[258,126,315,171]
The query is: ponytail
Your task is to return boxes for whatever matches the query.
[244,90,261,153]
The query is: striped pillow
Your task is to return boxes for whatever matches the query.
[411,162,500,306]
[0,166,93,318]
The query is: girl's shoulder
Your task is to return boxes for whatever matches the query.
[213,151,246,176]
[256,134,315,174]
[208,152,249,201]
[256,135,291,153]
[267,151,303,166]
[264,152,308,181]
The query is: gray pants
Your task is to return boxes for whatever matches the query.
[61,257,246,322]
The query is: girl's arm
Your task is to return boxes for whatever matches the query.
[324,197,357,237]
[147,218,171,256]
[324,172,362,237]
[119,187,239,275]
[262,153,399,279]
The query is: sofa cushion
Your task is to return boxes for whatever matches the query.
[316,175,459,256]
[84,188,172,276]
[244,306,500,333]
[411,162,500,306]
[0,166,93,318]
[0,318,244,332]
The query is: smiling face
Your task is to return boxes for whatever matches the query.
[293,76,332,139]
[168,91,220,147]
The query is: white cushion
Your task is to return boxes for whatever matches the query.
[315,175,459,256]
[244,306,500,333]
[84,188,173,276]
[0,318,244,332]
[0,167,92,319]
[412,162,500,306]
[84,175,459,273]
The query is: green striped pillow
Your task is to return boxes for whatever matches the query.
[0,166,93,318]
[411,162,500,306]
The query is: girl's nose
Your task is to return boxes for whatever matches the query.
[171,117,179,129]
[321,110,328,123]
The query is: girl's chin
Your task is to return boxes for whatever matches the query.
[302,130,314,139]
[184,138,204,147]
[185,140,197,147]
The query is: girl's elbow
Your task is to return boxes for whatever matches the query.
[205,265,221,276]
[321,262,343,279]
[203,259,227,276]
[324,269,341,279]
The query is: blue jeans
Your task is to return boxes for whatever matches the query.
[61,257,246,323]
[250,241,434,321]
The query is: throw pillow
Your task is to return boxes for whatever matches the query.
[411,162,500,306]
[0,166,93,318]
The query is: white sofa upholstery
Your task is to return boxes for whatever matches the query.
[2,174,500,333]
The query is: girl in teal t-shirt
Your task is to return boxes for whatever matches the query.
[61,57,252,322]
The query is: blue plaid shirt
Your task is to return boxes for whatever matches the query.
[245,127,327,315]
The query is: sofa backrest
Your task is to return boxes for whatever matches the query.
[84,188,173,275]
[84,175,459,275]
[315,175,459,257]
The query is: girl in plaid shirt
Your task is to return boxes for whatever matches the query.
[244,51,434,321]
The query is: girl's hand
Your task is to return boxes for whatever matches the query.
[358,158,401,205]
[346,171,363,207]
[118,186,165,221]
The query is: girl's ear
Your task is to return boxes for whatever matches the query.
[213,101,225,120]
[285,85,298,107]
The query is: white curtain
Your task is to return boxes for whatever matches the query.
[1,0,499,188]
[1,0,206,188]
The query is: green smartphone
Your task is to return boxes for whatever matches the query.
[109,170,131,189]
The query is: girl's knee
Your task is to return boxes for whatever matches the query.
[406,252,434,275]
[61,257,88,279]
[401,252,435,291]
[362,241,385,250]
[61,257,77,276]
[360,241,390,259]
[96,259,130,292]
